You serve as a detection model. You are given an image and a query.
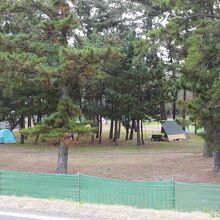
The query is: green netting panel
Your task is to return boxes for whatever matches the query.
[79,174,173,209]
[0,170,78,201]
[175,182,220,212]
[1,170,220,213]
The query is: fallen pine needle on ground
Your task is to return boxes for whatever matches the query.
[0,196,219,220]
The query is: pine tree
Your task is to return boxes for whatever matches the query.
[1,0,123,173]
[170,0,220,171]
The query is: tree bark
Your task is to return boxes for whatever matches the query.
[203,123,213,157]
[56,8,70,174]
[34,133,40,145]
[109,118,114,139]
[61,85,69,98]
[213,151,220,172]
[37,113,42,123]
[91,131,95,143]
[117,120,121,139]
[20,115,25,144]
[203,141,213,157]
[136,119,141,146]
[124,117,130,141]
[56,141,68,174]
[28,115,32,128]
[99,115,102,144]
[194,122,197,134]
[90,116,95,144]
[172,101,176,120]
[99,96,102,144]
[76,134,80,141]
[10,118,21,131]
[113,119,118,145]
[129,120,135,140]
[182,89,187,131]
[141,119,144,145]
[56,85,69,174]
[125,127,129,140]
[96,116,99,139]
[160,102,167,120]
[32,116,36,126]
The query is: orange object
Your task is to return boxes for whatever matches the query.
[64,139,78,146]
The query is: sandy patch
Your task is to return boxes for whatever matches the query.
[0,196,219,220]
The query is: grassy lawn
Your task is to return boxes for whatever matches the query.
[144,120,160,125]
[11,126,204,154]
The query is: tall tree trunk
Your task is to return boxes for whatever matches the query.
[99,115,102,144]
[141,119,144,145]
[56,140,68,174]
[34,133,40,145]
[78,96,82,122]
[76,134,80,141]
[56,85,69,174]
[32,116,36,126]
[192,92,197,134]
[129,120,135,140]
[172,101,176,120]
[109,118,114,139]
[203,141,213,157]
[194,121,197,134]
[37,113,42,123]
[56,10,70,174]
[113,119,118,145]
[61,86,69,98]
[117,120,121,139]
[136,119,141,146]
[125,127,129,141]
[28,115,32,128]
[91,135,95,144]
[182,89,187,130]
[213,151,220,172]
[90,116,95,144]
[10,118,21,131]
[99,96,102,144]
[203,123,213,157]
[168,36,177,121]
[20,115,25,144]
[160,102,167,120]
[124,117,130,141]
[96,116,99,139]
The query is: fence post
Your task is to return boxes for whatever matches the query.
[171,177,175,209]
[77,172,80,202]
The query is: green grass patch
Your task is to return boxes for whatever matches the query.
[8,131,204,155]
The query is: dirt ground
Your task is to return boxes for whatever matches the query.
[0,133,219,184]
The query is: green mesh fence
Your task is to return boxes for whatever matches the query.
[0,170,78,201]
[0,170,220,213]
[175,182,220,212]
[80,174,173,209]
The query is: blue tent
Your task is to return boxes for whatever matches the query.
[0,129,16,144]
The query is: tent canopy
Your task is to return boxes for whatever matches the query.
[161,120,188,141]
[0,129,16,144]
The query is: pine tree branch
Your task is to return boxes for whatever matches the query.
[30,0,57,19]
[186,13,220,20]
[0,42,57,55]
